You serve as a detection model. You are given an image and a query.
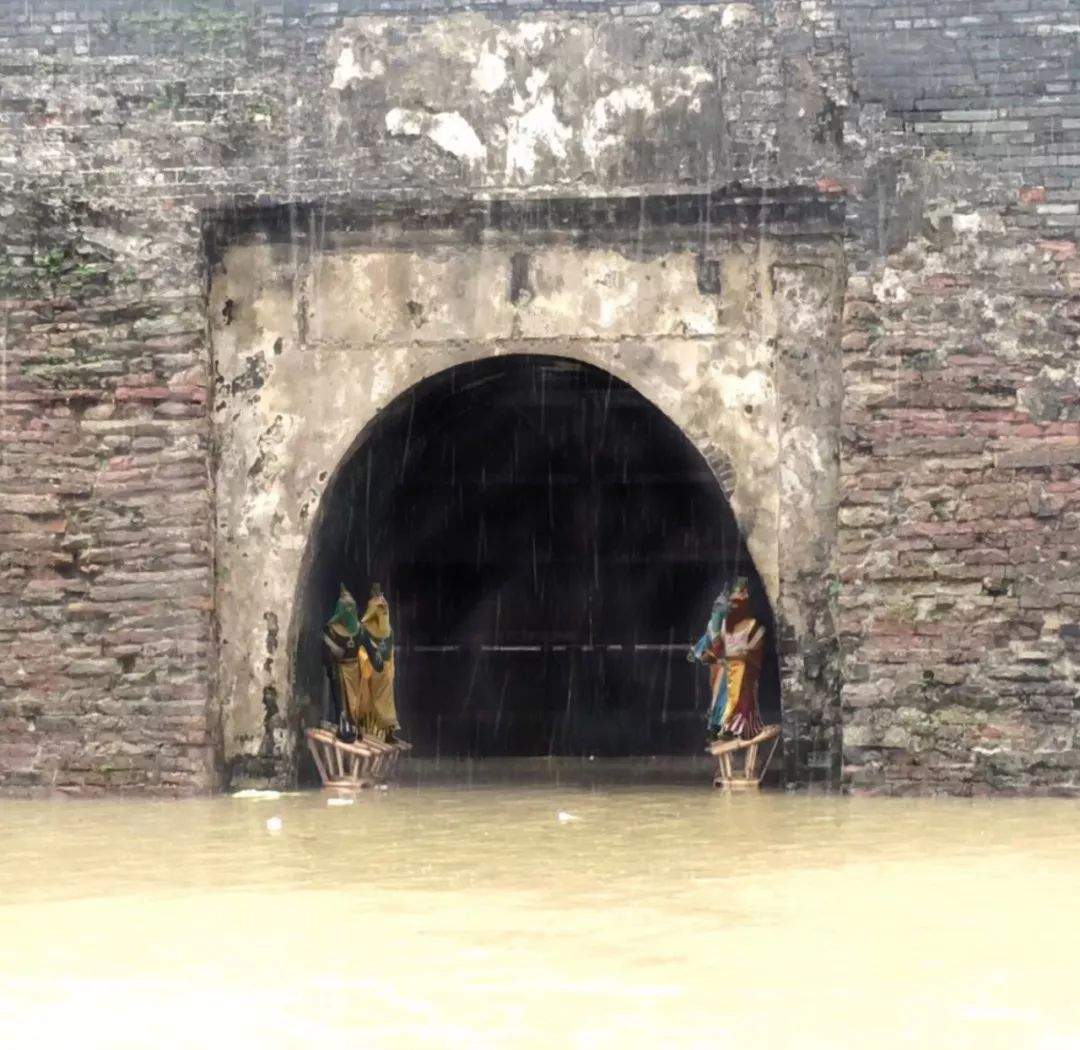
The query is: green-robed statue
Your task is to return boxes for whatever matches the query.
[322,582,403,743]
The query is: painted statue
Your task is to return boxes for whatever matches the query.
[687,577,766,742]
[322,584,367,741]
[322,582,403,743]
[355,583,402,743]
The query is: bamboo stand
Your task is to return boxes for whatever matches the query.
[708,724,781,790]
[305,727,412,793]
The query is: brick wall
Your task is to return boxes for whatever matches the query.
[0,0,846,793]
[838,0,1080,202]
[0,0,1076,794]
[839,180,1080,793]
[831,1,1080,793]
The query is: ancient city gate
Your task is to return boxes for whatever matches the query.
[208,195,844,785]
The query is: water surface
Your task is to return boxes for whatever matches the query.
[2,773,1078,1049]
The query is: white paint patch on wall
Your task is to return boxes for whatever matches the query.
[504,70,572,181]
[873,268,911,305]
[509,20,551,58]
[331,44,385,90]
[661,65,714,113]
[583,85,655,158]
[428,112,487,163]
[471,42,508,94]
[707,360,776,409]
[384,107,423,137]
[721,3,758,29]
[385,108,486,163]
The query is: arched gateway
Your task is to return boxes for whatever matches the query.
[209,201,842,787]
[291,355,779,767]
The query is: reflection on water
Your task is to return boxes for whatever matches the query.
[2,766,1078,1049]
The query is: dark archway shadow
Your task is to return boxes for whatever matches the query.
[291,355,779,780]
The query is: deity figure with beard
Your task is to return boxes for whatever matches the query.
[353,583,403,743]
[687,577,766,741]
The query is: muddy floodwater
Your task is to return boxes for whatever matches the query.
[2,769,1079,1050]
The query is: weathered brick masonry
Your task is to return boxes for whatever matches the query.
[0,0,1076,795]
[835,0,1080,792]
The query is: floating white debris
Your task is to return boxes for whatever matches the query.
[327,797,355,807]
[376,784,389,791]
[232,789,281,800]
[557,811,580,824]
[265,816,283,832]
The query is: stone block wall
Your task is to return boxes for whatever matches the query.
[829,4,1080,793]
[837,160,1080,794]
[838,0,1080,204]
[0,0,1076,795]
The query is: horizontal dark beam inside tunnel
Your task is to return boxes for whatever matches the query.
[390,473,728,486]
[294,355,779,769]
[403,644,702,653]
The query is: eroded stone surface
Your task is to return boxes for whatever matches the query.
[211,227,842,775]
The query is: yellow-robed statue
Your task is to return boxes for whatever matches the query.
[322,582,403,743]
[355,583,401,742]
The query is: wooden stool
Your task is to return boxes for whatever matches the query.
[305,727,412,793]
[707,724,781,790]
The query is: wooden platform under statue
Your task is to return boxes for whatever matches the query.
[708,724,781,790]
[305,726,412,792]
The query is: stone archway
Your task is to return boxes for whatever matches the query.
[208,200,842,786]
[289,353,780,766]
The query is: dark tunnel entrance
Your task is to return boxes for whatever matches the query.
[293,355,779,767]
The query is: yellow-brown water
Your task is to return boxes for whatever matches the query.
[2,777,1078,1049]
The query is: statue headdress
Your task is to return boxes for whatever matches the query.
[362,581,392,640]
[327,582,360,636]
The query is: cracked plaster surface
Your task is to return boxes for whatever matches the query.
[209,233,841,768]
